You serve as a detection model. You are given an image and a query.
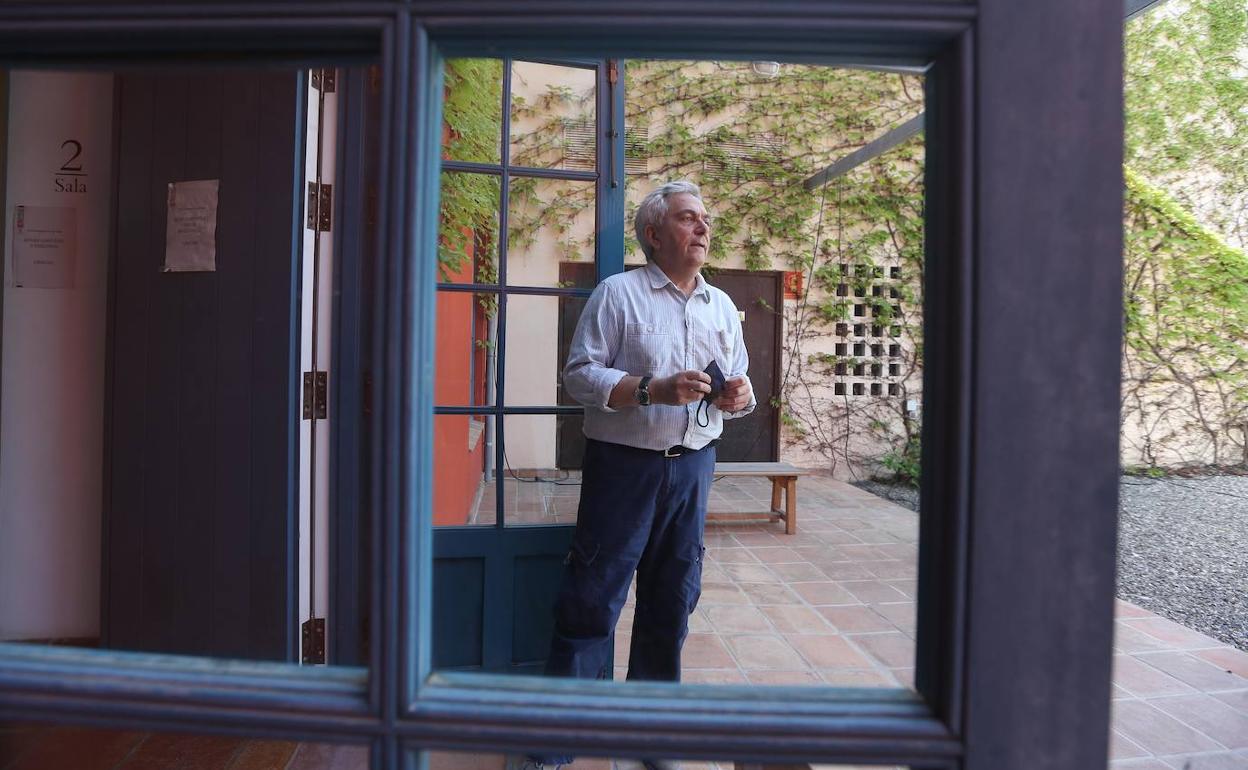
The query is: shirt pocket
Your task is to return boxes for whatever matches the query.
[695,326,734,371]
[621,322,671,373]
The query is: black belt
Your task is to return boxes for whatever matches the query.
[660,439,719,458]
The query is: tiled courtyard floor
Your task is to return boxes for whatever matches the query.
[3,476,1244,769]
[464,472,1248,769]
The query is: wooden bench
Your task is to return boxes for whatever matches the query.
[707,462,809,535]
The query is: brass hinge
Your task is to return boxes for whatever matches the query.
[303,371,328,420]
[301,617,326,664]
[310,68,336,93]
[607,60,619,86]
[306,182,332,232]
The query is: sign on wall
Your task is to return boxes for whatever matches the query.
[163,179,219,272]
[12,205,77,289]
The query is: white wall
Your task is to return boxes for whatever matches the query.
[0,72,114,640]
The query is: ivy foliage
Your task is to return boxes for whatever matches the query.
[1123,0,1248,467]
[439,59,502,283]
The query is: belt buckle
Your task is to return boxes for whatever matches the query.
[663,446,682,458]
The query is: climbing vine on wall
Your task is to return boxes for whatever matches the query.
[1122,0,1248,469]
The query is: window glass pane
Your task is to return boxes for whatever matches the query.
[503,293,586,407]
[501,414,582,527]
[506,176,597,288]
[442,58,503,165]
[435,290,498,408]
[434,413,496,528]
[509,61,597,171]
[440,171,501,285]
[0,723,370,769]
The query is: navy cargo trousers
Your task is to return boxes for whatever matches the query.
[545,437,715,682]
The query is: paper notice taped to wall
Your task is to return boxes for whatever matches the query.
[163,179,219,272]
[13,205,77,289]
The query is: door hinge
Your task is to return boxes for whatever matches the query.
[306,182,332,232]
[301,617,326,664]
[310,68,336,93]
[607,60,619,86]
[303,371,328,420]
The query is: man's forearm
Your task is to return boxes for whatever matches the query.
[606,375,643,409]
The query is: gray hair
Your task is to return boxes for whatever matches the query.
[633,180,704,260]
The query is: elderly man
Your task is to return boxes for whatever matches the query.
[549,180,756,685]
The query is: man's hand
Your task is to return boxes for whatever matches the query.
[714,375,752,413]
[653,370,712,406]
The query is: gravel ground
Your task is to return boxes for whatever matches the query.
[852,474,1248,651]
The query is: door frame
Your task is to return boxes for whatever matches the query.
[0,4,1124,770]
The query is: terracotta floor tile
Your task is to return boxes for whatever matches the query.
[1149,694,1248,749]
[119,732,242,770]
[1159,751,1248,769]
[791,581,858,606]
[815,562,877,581]
[840,580,911,604]
[759,605,835,634]
[725,634,807,670]
[851,633,914,669]
[1194,647,1248,679]
[705,604,773,633]
[750,547,805,564]
[1135,652,1248,692]
[765,562,828,582]
[707,548,760,565]
[865,560,918,580]
[286,741,370,770]
[681,634,736,668]
[818,668,897,688]
[1109,729,1151,760]
[1108,760,1172,769]
[1116,622,1182,654]
[743,670,823,686]
[817,605,895,634]
[718,563,777,583]
[615,633,631,666]
[738,581,803,607]
[1113,699,1222,756]
[1115,599,1157,619]
[885,579,918,600]
[730,532,782,547]
[682,669,748,684]
[1114,655,1198,697]
[1213,690,1248,715]
[786,634,875,669]
[1122,617,1226,650]
[4,726,145,770]
[698,583,751,606]
[229,740,299,770]
[869,602,916,634]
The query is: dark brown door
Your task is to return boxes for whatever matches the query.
[103,70,302,660]
[555,264,781,466]
[705,270,781,462]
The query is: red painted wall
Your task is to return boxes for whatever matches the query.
[433,239,487,526]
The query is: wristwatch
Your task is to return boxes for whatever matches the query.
[635,375,653,406]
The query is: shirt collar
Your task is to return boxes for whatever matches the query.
[643,260,711,302]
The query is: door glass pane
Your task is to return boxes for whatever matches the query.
[507,176,597,288]
[501,414,582,526]
[503,293,588,407]
[434,413,495,528]
[0,723,370,769]
[435,290,498,408]
[440,171,501,285]
[509,61,597,171]
[443,58,503,164]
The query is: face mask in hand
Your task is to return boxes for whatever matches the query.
[697,360,727,427]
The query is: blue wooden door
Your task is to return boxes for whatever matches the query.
[432,58,624,672]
